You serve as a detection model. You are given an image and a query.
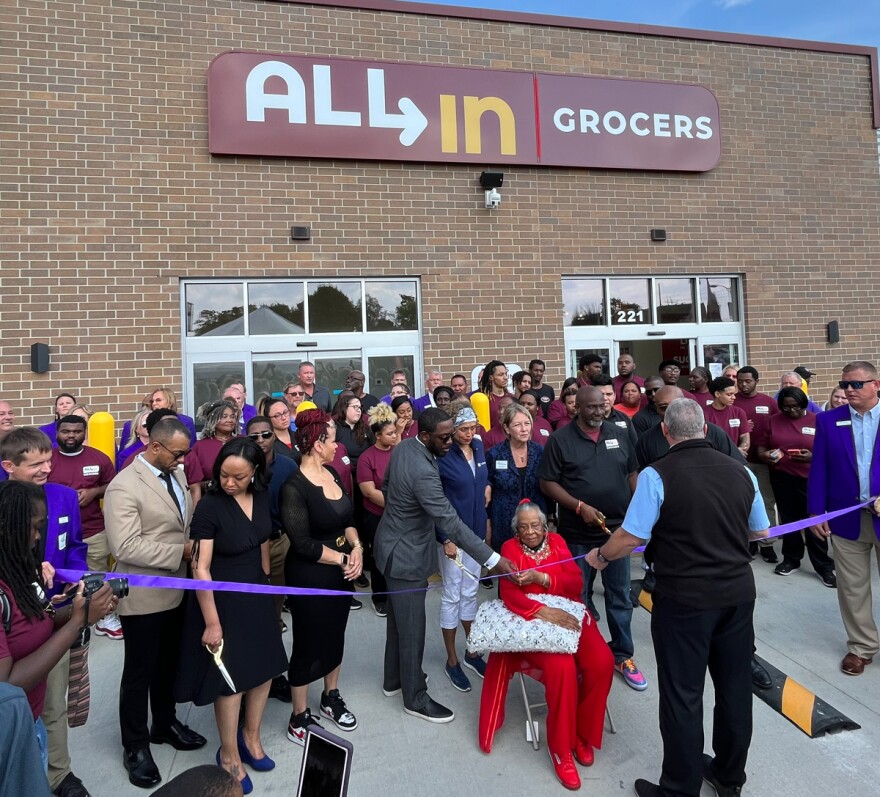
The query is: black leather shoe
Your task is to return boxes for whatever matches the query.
[269,674,292,702]
[149,720,207,751]
[53,772,91,797]
[703,753,743,796]
[750,657,772,689]
[403,697,454,723]
[123,748,161,789]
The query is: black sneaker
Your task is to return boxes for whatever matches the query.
[349,597,362,611]
[702,753,743,796]
[354,573,370,589]
[817,570,837,588]
[774,560,799,576]
[320,689,358,731]
[54,773,91,797]
[372,600,388,617]
[269,674,292,702]
[759,546,778,564]
[287,708,322,746]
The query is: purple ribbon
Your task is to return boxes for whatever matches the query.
[55,499,874,597]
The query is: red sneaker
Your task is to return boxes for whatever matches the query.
[548,749,581,790]
[573,738,594,767]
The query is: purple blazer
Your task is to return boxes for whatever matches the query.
[44,483,88,596]
[412,394,433,413]
[807,404,880,541]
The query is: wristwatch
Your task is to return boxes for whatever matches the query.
[596,549,609,564]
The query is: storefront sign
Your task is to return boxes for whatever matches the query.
[208,52,721,172]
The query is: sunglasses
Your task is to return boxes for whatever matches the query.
[839,380,871,390]
[286,391,304,397]
[645,388,661,395]
[248,431,274,440]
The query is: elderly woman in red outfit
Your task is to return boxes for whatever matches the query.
[479,501,614,791]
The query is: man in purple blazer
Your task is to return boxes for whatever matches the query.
[412,370,444,413]
[808,360,880,676]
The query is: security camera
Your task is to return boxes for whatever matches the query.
[484,189,501,209]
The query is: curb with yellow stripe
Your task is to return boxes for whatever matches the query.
[629,579,861,738]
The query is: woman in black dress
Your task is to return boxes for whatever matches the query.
[175,438,286,794]
[280,409,364,744]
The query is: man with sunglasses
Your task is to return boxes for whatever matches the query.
[809,361,880,676]
[104,415,206,788]
[283,382,306,414]
[632,376,666,437]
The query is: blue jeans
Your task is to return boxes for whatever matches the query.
[568,541,634,663]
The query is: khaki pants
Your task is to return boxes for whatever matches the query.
[834,513,880,659]
[269,534,290,624]
[42,649,71,790]
[747,462,777,544]
[84,531,111,573]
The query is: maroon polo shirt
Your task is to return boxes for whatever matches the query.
[757,412,817,479]
[703,404,749,446]
[48,446,115,538]
[735,391,780,462]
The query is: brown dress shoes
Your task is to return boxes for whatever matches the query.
[841,652,873,675]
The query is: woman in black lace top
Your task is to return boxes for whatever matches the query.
[280,409,364,745]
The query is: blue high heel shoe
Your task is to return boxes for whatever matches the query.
[217,748,253,794]
[237,728,276,772]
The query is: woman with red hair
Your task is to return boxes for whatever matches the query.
[279,409,364,745]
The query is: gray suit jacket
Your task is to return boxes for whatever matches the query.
[104,457,192,616]
[375,438,494,581]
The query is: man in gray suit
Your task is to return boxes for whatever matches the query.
[104,416,206,788]
[375,408,515,723]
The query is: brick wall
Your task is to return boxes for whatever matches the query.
[2,0,879,424]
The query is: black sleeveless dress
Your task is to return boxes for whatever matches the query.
[280,466,354,686]
[175,490,287,705]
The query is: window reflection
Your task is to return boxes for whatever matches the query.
[185,283,244,336]
[253,359,302,400]
[316,355,364,402]
[192,362,246,411]
[699,278,739,322]
[656,279,695,324]
[609,279,651,326]
[366,281,418,331]
[248,283,305,335]
[308,283,363,333]
[367,355,414,395]
[703,345,740,377]
[562,279,604,326]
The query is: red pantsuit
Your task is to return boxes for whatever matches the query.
[478,533,614,757]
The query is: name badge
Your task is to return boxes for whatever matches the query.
[836,420,852,427]
[496,460,509,470]
[540,428,549,436]
[342,456,351,466]
[802,427,816,436]
[729,418,741,428]
[605,438,620,450]
[540,396,550,404]
[640,386,646,393]
[58,532,67,551]
[59,516,69,524]
[756,406,769,414]
[615,421,627,429]
[83,465,100,477]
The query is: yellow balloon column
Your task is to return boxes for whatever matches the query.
[470,392,491,431]
[88,411,116,463]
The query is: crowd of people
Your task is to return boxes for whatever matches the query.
[0,354,878,796]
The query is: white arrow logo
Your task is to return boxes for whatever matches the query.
[367,68,428,146]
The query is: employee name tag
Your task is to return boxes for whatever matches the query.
[615,421,627,429]
[836,420,852,427]
[342,456,350,466]
[540,396,550,404]
[58,532,67,550]
[59,516,69,524]
[729,418,741,428]
[496,460,509,470]
[802,427,815,436]
[83,465,100,477]
[756,406,769,414]
[540,428,549,436]
[605,438,620,450]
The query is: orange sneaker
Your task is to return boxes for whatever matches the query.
[573,737,594,767]
[548,749,581,790]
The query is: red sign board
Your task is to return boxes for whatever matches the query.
[208,52,721,172]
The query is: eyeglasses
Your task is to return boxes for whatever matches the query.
[156,440,190,460]
[270,409,291,420]
[839,380,870,390]
[285,391,304,397]
[248,431,274,440]
[662,366,681,372]
[516,521,544,532]
[645,388,660,395]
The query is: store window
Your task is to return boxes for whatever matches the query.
[656,279,696,324]
[609,279,651,326]
[699,277,740,322]
[562,278,604,326]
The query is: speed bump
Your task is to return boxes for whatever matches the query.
[629,579,861,739]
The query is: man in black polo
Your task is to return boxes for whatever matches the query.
[592,373,637,447]
[587,398,769,797]
[632,376,665,437]
[538,386,646,691]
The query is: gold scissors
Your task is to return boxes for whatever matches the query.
[452,550,480,581]
[596,511,609,534]
[205,639,237,692]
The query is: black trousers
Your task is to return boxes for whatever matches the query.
[118,606,184,751]
[769,469,833,573]
[651,592,754,797]
[362,511,388,602]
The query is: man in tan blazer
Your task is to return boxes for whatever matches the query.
[104,415,206,789]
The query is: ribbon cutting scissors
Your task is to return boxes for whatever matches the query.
[452,550,480,580]
[205,640,237,692]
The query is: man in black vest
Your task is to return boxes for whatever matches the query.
[586,398,769,797]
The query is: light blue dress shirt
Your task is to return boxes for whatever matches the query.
[137,454,186,510]
[849,401,880,502]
